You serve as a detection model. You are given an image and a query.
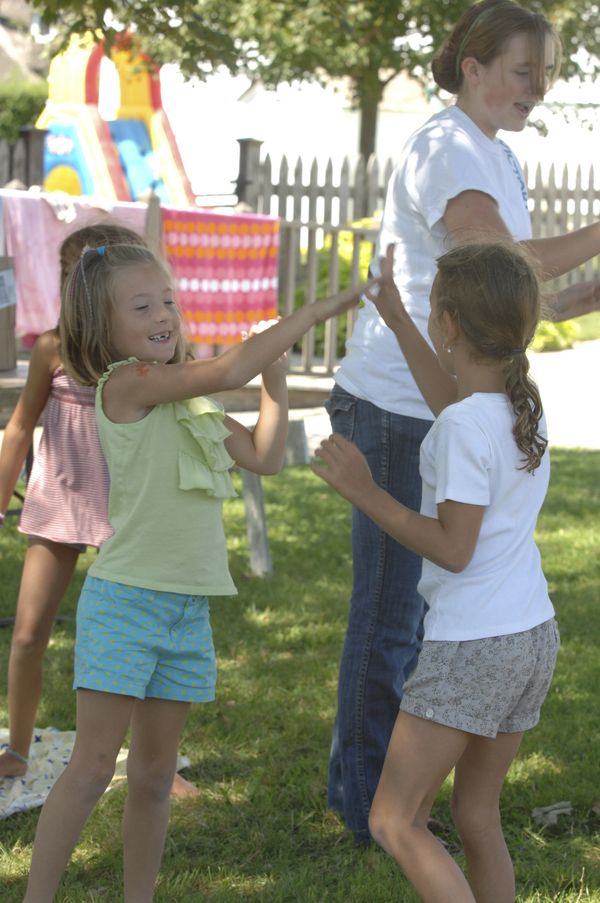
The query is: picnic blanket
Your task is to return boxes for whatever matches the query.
[0,728,190,820]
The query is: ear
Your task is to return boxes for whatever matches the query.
[460,56,483,87]
[442,309,460,342]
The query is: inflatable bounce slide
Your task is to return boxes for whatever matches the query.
[36,34,195,206]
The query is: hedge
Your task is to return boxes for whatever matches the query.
[0,78,48,144]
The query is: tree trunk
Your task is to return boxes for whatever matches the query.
[354,68,386,161]
[359,99,378,161]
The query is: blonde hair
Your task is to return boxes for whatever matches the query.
[60,243,190,387]
[432,0,561,96]
[434,242,547,472]
[59,223,146,291]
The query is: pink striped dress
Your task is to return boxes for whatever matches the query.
[19,368,113,548]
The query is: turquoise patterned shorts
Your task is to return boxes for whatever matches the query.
[74,575,216,702]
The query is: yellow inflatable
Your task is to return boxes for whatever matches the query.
[37,33,195,205]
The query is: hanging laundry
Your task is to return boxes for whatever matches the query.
[162,205,280,345]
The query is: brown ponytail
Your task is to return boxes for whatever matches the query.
[431,0,560,96]
[435,242,547,472]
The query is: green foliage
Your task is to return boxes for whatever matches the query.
[573,309,600,344]
[532,319,581,352]
[2,454,600,900]
[0,78,48,144]
[30,0,600,158]
[290,217,376,358]
[31,0,600,85]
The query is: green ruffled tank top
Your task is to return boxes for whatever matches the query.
[89,359,238,596]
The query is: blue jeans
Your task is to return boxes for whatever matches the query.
[326,386,433,844]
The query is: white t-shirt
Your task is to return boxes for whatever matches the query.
[418,393,554,642]
[336,106,533,421]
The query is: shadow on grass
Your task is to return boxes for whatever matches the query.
[1,461,600,900]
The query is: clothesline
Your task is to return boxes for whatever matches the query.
[0,189,280,346]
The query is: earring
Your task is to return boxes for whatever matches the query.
[442,341,451,354]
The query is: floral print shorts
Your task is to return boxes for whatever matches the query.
[400,618,560,737]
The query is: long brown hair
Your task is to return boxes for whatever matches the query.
[60,243,189,387]
[435,242,547,472]
[432,0,561,96]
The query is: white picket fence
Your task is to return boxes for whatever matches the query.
[524,161,600,286]
[246,152,600,374]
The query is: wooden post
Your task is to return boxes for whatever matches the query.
[238,421,308,577]
[18,127,47,188]
[0,139,11,187]
[239,468,273,577]
[143,188,162,257]
[11,138,27,185]
[0,258,17,371]
[235,138,264,212]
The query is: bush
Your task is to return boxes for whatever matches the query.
[531,319,580,352]
[0,77,48,143]
[290,216,377,358]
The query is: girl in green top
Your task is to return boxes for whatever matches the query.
[23,242,374,903]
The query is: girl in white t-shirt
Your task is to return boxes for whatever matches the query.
[313,241,558,903]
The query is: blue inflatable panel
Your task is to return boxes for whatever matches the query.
[108,119,169,203]
[44,121,95,195]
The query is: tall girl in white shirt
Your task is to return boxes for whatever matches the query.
[313,242,559,903]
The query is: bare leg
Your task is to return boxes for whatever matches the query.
[369,711,477,903]
[450,731,524,903]
[123,697,191,903]
[23,689,135,903]
[0,539,79,777]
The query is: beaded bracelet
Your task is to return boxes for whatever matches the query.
[5,748,28,765]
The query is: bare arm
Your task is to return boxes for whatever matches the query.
[103,280,375,424]
[444,190,600,283]
[371,245,458,417]
[223,321,289,474]
[311,434,484,572]
[0,331,58,515]
[547,281,600,322]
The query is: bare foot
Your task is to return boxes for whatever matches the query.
[0,751,28,778]
[170,772,202,798]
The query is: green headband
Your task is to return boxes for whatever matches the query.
[455,4,504,83]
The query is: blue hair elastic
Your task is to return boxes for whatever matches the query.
[97,246,105,257]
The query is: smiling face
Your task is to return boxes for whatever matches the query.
[459,31,555,140]
[110,262,180,364]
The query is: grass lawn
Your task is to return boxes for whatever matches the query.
[574,310,600,343]
[1,451,600,901]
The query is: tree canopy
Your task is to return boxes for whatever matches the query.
[32,0,600,159]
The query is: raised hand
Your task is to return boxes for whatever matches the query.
[311,433,374,506]
[366,244,407,330]
[242,318,287,375]
[313,277,380,322]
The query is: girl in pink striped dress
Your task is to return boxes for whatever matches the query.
[0,225,148,781]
